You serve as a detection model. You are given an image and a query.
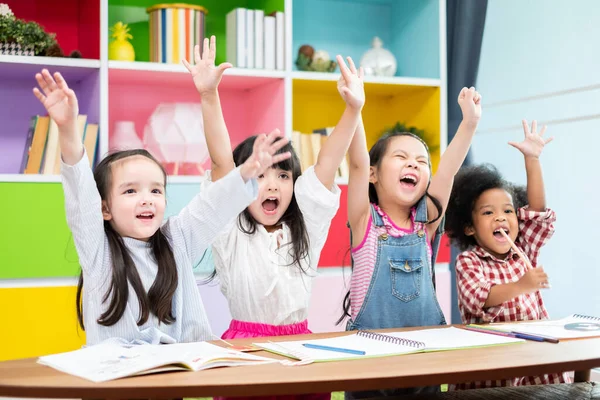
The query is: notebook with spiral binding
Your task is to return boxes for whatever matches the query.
[480,314,600,340]
[253,327,523,363]
[254,331,425,362]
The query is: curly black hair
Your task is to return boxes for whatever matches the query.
[445,164,527,251]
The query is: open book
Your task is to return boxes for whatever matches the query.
[254,327,524,363]
[481,314,600,340]
[38,341,278,382]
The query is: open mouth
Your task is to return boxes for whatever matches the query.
[399,174,418,188]
[262,197,279,215]
[493,228,509,240]
[136,212,154,220]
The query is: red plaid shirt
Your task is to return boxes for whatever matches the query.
[451,207,571,390]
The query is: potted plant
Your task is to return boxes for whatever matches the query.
[0,3,79,57]
[381,122,440,153]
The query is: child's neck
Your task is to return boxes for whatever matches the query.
[377,200,412,230]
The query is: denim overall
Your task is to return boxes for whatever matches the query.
[345,197,446,399]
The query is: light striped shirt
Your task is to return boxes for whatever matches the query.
[349,205,431,320]
[61,152,257,346]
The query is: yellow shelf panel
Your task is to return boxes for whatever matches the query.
[292,79,441,172]
[0,286,85,361]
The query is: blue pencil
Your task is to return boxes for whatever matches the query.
[302,343,366,355]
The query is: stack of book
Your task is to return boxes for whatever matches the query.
[226,8,285,70]
[20,115,99,174]
[292,128,349,180]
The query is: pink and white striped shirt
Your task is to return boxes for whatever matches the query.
[349,204,432,320]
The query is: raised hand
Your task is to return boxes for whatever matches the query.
[182,35,232,96]
[239,130,292,181]
[509,120,553,159]
[336,55,365,110]
[33,69,79,127]
[518,266,550,293]
[457,86,482,127]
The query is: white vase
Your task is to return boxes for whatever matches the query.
[111,121,143,150]
[360,37,397,77]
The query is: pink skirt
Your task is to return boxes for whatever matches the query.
[216,319,331,400]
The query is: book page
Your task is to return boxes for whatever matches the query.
[486,315,600,339]
[387,327,524,351]
[255,333,421,362]
[38,342,277,382]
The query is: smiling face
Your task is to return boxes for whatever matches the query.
[370,135,431,208]
[466,188,520,258]
[101,155,167,241]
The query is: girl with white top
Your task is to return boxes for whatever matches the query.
[184,37,364,346]
[33,68,290,346]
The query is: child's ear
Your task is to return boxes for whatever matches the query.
[464,226,475,236]
[101,200,112,221]
[369,166,377,184]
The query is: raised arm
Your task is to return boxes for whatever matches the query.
[346,115,371,247]
[33,70,106,278]
[313,56,365,190]
[426,87,481,238]
[508,120,553,212]
[33,70,82,163]
[183,35,235,181]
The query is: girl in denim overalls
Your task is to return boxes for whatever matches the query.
[342,87,482,398]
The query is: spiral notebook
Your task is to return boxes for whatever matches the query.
[483,314,600,340]
[254,327,523,362]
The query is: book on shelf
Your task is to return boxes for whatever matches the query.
[254,327,524,363]
[20,114,99,175]
[38,341,278,383]
[290,127,349,180]
[226,7,285,70]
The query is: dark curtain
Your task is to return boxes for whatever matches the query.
[446,0,488,323]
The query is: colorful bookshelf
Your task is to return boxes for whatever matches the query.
[0,0,447,360]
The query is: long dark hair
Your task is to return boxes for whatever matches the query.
[338,132,443,324]
[76,149,178,330]
[234,135,310,271]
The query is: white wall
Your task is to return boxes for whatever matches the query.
[473,0,600,318]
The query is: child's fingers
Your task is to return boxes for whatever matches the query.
[253,133,267,152]
[358,66,365,80]
[457,87,467,101]
[182,58,193,72]
[336,55,351,82]
[209,35,217,61]
[41,69,57,89]
[194,44,201,64]
[531,120,537,134]
[35,73,50,96]
[544,136,554,145]
[507,141,519,150]
[271,152,291,164]
[202,37,210,61]
[217,62,233,74]
[54,72,69,91]
[269,136,290,153]
[32,87,46,103]
[65,88,78,105]
[539,125,547,136]
[521,119,530,136]
[264,129,282,145]
[346,56,357,75]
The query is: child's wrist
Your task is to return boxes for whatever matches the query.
[199,89,219,99]
[461,117,480,129]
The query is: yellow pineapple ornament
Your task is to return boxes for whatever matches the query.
[109,22,135,61]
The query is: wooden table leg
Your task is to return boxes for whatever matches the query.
[574,369,591,382]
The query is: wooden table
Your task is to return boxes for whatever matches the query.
[1,328,599,399]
